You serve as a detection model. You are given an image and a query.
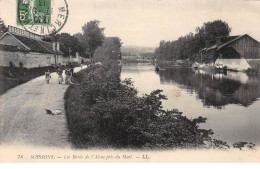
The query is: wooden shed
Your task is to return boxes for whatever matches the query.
[201,34,260,71]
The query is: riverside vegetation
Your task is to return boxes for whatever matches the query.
[64,61,248,150]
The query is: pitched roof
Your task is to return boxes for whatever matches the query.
[37,40,63,55]
[216,36,239,43]
[12,34,52,54]
[207,34,260,51]
[0,32,63,55]
[217,35,245,50]
[0,44,28,52]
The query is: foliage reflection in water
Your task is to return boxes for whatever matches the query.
[121,63,260,146]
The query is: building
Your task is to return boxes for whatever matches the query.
[0,26,64,68]
[63,52,82,64]
[200,34,260,71]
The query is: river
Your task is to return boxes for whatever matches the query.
[121,62,260,146]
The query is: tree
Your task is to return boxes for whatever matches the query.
[0,18,8,36]
[73,33,90,58]
[43,33,85,58]
[56,33,84,57]
[94,37,122,62]
[82,20,105,62]
[204,20,231,38]
[155,20,232,61]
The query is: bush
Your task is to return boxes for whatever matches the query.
[0,66,66,94]
[65,60,230,149]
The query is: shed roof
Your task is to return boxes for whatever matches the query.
[217,35,245,50]
[202,34,260,52]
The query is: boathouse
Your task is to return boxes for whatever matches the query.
[0,26,64,68]
[200,34,260,71]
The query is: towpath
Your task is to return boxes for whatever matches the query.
[0,66,87,148]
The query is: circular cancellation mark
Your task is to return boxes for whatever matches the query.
[17,0,69,36]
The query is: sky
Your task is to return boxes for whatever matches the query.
[1,0,260,47]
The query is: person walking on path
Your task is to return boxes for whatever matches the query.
[57,67,63,84]
[65,68,72,85]
[45,70,51,84]
[69,62,74,76]
[0,65,87,148]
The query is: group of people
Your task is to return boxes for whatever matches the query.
[45,63,74,85]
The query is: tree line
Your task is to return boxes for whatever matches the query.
[0,18,122,62]
[46,20,122,62]
[154,20,232,62]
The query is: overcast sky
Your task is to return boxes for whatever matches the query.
[1,0,260,47]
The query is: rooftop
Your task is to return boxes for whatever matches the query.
[0,32,64,55]
[0,44,28,52]
[12,34,64,55]
[201,34,260,52]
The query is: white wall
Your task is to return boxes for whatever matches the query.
[63,53,81,64]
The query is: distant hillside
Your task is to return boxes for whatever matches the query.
[122,46,155,56]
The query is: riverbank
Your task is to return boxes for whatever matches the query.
[64,61,235,150]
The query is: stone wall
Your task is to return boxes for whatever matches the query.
[0,50,27,67]
[0,50,56,68]
[25,52,54,68]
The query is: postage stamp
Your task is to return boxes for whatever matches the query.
[17,0,51,26]
[17,0,69,36]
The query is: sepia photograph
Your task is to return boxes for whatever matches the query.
[0,0,260,164]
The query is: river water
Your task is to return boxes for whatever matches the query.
[121,63,260,146]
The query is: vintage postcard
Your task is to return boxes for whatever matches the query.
[0,0,260,163]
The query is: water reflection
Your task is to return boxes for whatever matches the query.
[121,63,260,145]
[158,67,260,108]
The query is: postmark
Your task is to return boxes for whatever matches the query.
[17,0,69,36]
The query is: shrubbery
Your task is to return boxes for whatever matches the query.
[0,66,61,94]
[65,61,230,149]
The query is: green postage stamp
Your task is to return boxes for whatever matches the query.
[17,0,51,25]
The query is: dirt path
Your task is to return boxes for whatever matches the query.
[0,66,87,148]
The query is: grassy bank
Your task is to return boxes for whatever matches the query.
[0,62,82,95]
[0,66,59,94]
[64,61,232,150]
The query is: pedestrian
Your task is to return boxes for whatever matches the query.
[65,68,71,84]
[57,67,63,84]
[69,62,74,76]
[45,70,51,84]
[68,68,72,83]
